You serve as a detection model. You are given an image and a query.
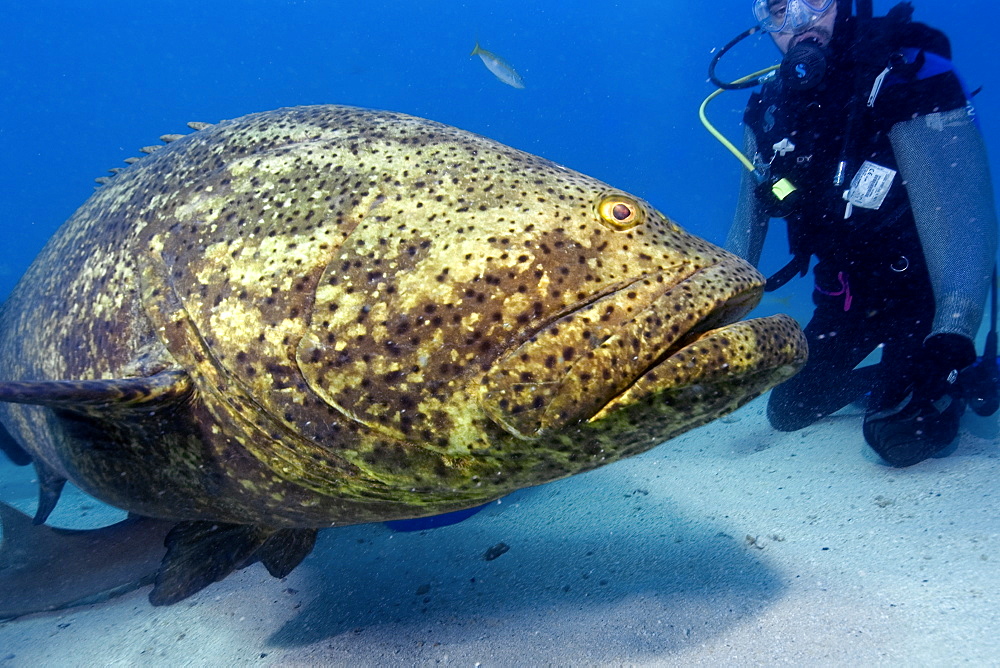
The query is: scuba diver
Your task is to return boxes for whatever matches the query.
[706,0,999,466]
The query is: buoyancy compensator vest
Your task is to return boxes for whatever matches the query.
[744,2,968,290]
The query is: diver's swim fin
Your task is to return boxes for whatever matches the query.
[962,355,1000,417]
[965,264,1000,417]
[864,390,965,467]
[383,503,490,532]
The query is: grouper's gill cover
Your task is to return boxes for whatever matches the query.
[0,105,806,606]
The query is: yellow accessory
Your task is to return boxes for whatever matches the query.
[698,65,780,175]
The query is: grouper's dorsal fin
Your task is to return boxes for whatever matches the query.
[0,369,191,412]
[97,121,216,187]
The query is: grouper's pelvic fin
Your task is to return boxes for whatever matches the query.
[150,522,318,605]
[33,459,67,525]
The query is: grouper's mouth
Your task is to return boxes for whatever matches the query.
[480,257,808,439]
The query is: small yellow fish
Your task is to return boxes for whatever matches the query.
[471,41,525,89]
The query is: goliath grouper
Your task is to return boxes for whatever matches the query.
[0,105,806,607]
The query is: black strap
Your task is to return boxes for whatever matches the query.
[962,265,999,417]
[765,253,810,292]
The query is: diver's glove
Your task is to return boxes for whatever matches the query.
[863,333,975,467]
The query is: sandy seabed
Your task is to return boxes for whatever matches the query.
[0,394,997,667]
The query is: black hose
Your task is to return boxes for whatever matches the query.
[708,26,771,90]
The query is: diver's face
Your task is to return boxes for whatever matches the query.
[769,1,838,53]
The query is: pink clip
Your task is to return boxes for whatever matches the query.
[815,271,852,311]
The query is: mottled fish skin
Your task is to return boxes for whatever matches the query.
[0,105,806,531]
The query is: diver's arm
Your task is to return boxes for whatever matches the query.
[890,107,999,341]
[725,126,769,266]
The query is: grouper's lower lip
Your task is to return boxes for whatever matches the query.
[590,312,808,423]
[596,279,767,404]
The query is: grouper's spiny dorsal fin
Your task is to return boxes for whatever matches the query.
[95,120,216,188]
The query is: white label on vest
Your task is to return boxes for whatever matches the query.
[847,161,896,210]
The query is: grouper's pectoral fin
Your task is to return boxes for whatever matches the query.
[0,369,191,413]
[150,522,318,605]
[0,369,193,523]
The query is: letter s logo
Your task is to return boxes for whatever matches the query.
[796,64,807,79]
[763,105,777,133]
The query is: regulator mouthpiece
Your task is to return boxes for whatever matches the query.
[780,39,827,90]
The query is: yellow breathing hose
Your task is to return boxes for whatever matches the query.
[698,65,780,173]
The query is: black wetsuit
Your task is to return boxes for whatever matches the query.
[741,18,971,431]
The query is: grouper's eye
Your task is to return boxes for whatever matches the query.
[596,194,644,230]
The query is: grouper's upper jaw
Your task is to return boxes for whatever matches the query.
[480,254,806,439]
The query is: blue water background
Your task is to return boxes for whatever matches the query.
[0,0,996,322]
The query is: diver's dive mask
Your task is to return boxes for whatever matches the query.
[753,0,836,34]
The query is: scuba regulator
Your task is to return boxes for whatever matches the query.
[702,0,852,217]
[702,32,825,218]
[781,39,828,90]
